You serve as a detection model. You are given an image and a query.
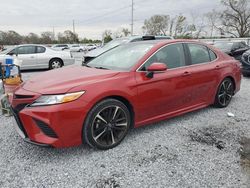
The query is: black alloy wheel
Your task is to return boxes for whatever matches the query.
[83,99,131,150]
[214,78,234,108]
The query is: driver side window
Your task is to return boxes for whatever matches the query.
[140,43,186,71]
[17,46,36,55]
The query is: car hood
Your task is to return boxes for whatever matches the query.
[22,65,120,94]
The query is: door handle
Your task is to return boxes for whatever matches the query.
[182,71,191,76]
[215,65,220,70]
[30,56,35,58]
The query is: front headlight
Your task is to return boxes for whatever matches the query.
[29,91,85,107]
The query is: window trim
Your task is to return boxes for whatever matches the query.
[136,42,188,72]
[17,45,36,55]
[36,46,46,54]
[184,43,218,66]
[136,42,219,72]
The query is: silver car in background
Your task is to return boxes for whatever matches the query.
[0,44,75,70]
[69,44,86,52]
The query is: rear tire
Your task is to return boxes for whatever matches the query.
[214,78,234,108]
[49,59,63,69]
[83,99,131,150]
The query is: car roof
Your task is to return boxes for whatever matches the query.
[123,39,204,46]
[112,35,173,42]
[13,44,47,48]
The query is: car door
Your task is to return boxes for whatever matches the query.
[135,43,193,122]
[35,46,49,69]
[184,43,220,105]
[16,46,37,69]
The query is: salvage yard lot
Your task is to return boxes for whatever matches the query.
[0,71,250,187]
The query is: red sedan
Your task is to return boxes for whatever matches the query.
[10,40,241,150]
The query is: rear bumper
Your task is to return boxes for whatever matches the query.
[64,58,75,66]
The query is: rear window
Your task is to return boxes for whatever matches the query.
[209,49,217,61]
[187,44,211,65]
[37,46,46,53]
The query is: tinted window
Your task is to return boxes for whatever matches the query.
[209,49,217,61]
[130,38,143,42]
[18,46,36,54]
[188,44,210,65]
[55,45,68,47]
[37,46,46,53]
[232,43,240,50]
[239,42,247,48]
[141,43,186,70]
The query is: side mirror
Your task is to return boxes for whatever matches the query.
[146,62,167,78]
[8,52,15,56]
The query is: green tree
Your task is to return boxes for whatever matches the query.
[58,30,79,43]
[121,28,131,37]
[102,30,113,43]
[1,30,23,45]
[174,15,187,37]
[24,33,40,44]
[142,15,170,35]
[40,31,54,44]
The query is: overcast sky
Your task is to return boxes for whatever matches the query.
[0,0,221,39]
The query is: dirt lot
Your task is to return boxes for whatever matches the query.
[0,69,250,188]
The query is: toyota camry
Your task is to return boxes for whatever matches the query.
[10,40,241,150]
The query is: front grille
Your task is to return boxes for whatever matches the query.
[14,94,34,99]
[14,104,28,112]
[11,106,28,137]
[33,118,58,138]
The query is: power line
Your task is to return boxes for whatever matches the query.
[73,19,75,33]
[77,5,130,25]
[131,0,134,35]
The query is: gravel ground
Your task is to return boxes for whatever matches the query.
[0,69,250,188]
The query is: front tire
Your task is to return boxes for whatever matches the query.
[214,78,234,108]
[83,99,131,150]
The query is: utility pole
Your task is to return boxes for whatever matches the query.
[52,26,55,41]
[73,19,75,34]
[131,0,134,36]
[73,19,76,43]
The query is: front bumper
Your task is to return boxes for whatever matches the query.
[10,88,91,148]
[64,58,75,66]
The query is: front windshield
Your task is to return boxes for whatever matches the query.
[0,46,15,54]
[87,43,154,71]
[214,42,233,50]
[102,38,129,50]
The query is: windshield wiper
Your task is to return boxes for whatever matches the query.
[82,63,91,68]
[94,66,109,70]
